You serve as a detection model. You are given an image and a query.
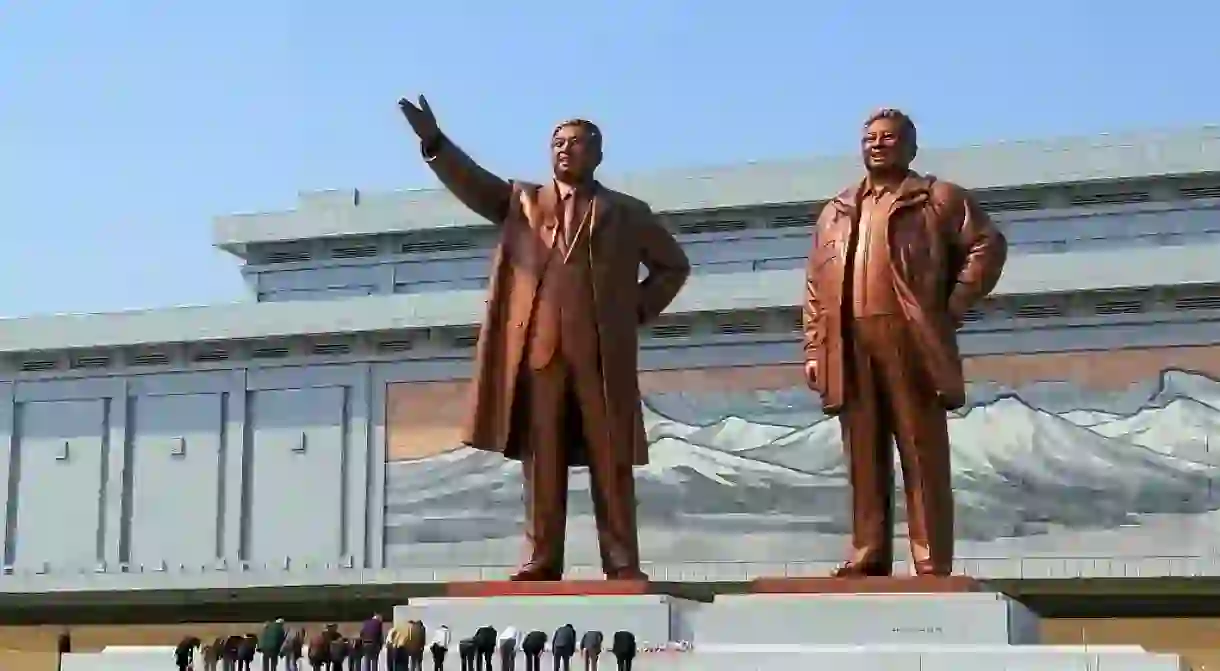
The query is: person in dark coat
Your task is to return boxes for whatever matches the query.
[175,635,200,671]
[239,634,259,671]
[224,635,244,671]
[579,631,603,671]
[348,637,364,671]
[329,637,350,671]
[472,626,496,671]
[551,625,575,671]
[260,619,288,671]
[521,631,548,671]
[307,630,331,671]
[609,632,633,671]
[457,637,476,671]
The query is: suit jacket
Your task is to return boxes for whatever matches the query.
[804,172,1007,412]
[473,626,498,653]
[580,630,603,652]
[552,625,576,655]
[422,135,690,467]
[611,631,635,658]
[522,630,548,655]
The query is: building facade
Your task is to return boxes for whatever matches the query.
[0,126,1218,593]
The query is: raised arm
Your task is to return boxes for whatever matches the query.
[399,95,513,225]
[943,185,1008,323]
[636,206,690,324]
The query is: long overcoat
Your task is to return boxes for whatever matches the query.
[423,136,690,466]
[803,172,1008,413]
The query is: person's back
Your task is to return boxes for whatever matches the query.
[457,637,476,671]
[579,631,602,671]
[260,620,287,658]
[521,630,547,671]
[428,625,450,671]
[307,631,330,670]
[175,636,195,670]
[610,632,634,671]
[551,624,575,671]
[472,626,496,671]
[239,634,258,669]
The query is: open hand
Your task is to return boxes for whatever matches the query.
[804,360,819,390]
[398,95,440,143]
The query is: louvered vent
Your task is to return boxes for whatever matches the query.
[331,244,378,259]
[1070,191,1151,207]
[770,213,815,228]
[1174,295,1220,311]
[961,309,985,323]
[786,308,804,332]
[130,352,171,366]
[192,349,230,363]
[19,360,57,372]
[1180,185,1220,200]
[650,319,693,339]
[265,249,311,264]
[251,345,290,359]
[677,219,749,235]
[310,342,352,356]
[451,329,479,348]
[70,355,110,370]
[376,338,414,353]
[979,198,1043,213]
[1094,299,1145,315]
[400,238,475,255]
[1014,303,1063,319]
[714,315,764,335]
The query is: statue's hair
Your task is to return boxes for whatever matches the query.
[864,108,917,147]
[553,118,603,152]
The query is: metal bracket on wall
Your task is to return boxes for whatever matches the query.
[291,432,308,454]
[170,437,187,458]
[55,441,70,462]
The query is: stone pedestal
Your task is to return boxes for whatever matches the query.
[695,576,1038,645]
[382,578,1187,671]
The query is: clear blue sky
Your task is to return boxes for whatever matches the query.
[0,1,1215,318]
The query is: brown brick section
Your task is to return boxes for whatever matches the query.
[385,346,1220,461]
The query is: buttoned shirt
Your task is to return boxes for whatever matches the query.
[849,181,900,317]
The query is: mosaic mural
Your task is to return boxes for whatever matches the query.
[383,356,1220,568]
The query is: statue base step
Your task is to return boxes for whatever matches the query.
[393,592,696,648]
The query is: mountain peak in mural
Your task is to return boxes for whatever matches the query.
[386,369,1220,543]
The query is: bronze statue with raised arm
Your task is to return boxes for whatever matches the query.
[803,109,1008,577]
[398,96,690,581]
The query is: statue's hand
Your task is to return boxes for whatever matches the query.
[804,359,819,390]
[398,95,440,144]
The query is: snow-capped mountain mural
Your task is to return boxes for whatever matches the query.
[383,369,1220,566]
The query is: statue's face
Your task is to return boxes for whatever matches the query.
[862,116,914,172]
[551,124,602,181]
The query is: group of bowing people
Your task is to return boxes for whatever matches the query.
[459,624,636,671]
[174,618,638,671]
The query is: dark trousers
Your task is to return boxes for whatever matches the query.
[263,653,280,671]
[552,654,570,671]
[460,652,474,671]
[523,653,542,671]
[613,657,631,671]
[582,653,599,671]
[430,646,446,671]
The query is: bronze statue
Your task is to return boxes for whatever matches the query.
[398,96,691,581]
[803,109,1008,577]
